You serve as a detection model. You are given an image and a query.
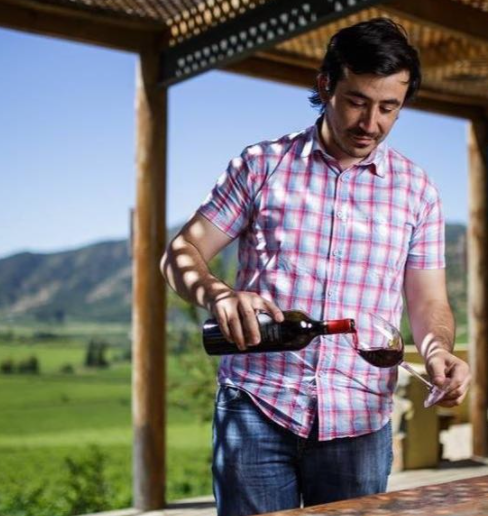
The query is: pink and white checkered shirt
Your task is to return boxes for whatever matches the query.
[198,117,445,441]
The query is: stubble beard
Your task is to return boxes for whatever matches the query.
[325,109,380,159]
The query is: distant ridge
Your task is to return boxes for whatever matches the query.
[0,240,131,323]
[0,224,467,324]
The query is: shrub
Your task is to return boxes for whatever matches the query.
[59,363,74,374]
[64,446,112,514]
[85,339,110,368]
[18,356,40,374]
[0,483,63,516]
[0,358,15,374]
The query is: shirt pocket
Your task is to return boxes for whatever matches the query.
[351,209,409,274]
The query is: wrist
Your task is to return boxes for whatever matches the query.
[417,332,454,359]
[423,345,453,363]
[203,281,234,312]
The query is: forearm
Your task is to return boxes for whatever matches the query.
[407,299,455,358]
[404,270,469,404]
[161,236,232,311]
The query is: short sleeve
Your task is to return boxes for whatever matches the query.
[406,195,445,269]
[197,150,257,239]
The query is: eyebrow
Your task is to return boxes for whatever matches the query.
[345,90,402,107]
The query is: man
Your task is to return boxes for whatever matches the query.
[162,17,470,516]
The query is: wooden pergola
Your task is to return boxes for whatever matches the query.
[1,0,487,511]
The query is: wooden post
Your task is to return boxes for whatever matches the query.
[468,116,488,459]
[133,51,167,510]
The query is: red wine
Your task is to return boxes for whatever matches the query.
[358,347,403,368]
[202,310,356,355]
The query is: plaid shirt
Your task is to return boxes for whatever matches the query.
[198,117,445,441]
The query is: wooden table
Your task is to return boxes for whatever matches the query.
[259,475,488,516]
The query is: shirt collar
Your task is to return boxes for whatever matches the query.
[301,116,387,178]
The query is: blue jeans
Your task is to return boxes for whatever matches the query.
[212,386,392,516]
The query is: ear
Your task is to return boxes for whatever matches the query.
[317,74,331,103]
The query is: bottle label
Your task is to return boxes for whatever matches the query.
[257,313,282,343]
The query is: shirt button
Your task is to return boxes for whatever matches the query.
[336,211,343,219]
[333,250,342,257]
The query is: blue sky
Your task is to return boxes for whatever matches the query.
[0,27,468,259]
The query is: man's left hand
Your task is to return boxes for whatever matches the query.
[425,349,471,407]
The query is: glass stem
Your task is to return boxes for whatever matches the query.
[399,360,434,390]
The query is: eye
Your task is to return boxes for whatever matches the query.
[348,99,366,108]
[380,106,396,114]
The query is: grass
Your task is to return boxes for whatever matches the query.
[0,323,214,512]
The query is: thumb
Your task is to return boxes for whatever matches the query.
[426,355,447,388]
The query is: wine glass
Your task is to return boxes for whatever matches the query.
[354,313,447,408]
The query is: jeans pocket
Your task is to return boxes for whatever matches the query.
[216,385,244,407]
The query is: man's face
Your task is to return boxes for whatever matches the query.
[320,68,409,164]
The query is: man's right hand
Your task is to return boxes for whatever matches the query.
[162,213,284,351]
[209,290,284,351]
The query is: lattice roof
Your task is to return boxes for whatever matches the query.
[1,0,487,107]
[274,5,488,104]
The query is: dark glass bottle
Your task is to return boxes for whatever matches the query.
[202,310,356,356]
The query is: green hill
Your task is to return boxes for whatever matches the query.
[0,223,467,324]
[0,240,132,323]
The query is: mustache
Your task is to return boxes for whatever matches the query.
[348,128,378,139]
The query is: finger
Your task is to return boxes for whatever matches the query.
[439,390,464,403]
[426,357,447,388]
[440,363,470,397]
[441,376,471,402]
[446,361,470,387]
[437,399,460,408]
[214,311,234,344]
[262,299,284,323]
[228,314,247,351]
[238,302,261,346]
[437,393,467,408]
[436,381,470,407]
[248,295,283,322]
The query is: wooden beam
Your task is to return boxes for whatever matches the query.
[133,51,167,510]
[226,53,316,89]
[468,115,488,459]
[385,0,488,46]
[226,54,488,120]
[0,0,167,53]
[411,90,487,121]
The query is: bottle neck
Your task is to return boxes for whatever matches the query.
[322,319,356,335]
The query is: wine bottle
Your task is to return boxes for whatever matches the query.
[202,310,356,356]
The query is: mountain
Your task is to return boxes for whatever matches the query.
[0,224,467,324]
[0,240,132,323]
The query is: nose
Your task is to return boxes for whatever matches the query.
[359,106,379,135]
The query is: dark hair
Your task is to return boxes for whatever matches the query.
[309,17,421,111]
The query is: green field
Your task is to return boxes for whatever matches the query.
[0,324,215,516]
[0,311,468,516]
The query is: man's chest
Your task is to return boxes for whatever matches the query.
[246,167,415,278]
